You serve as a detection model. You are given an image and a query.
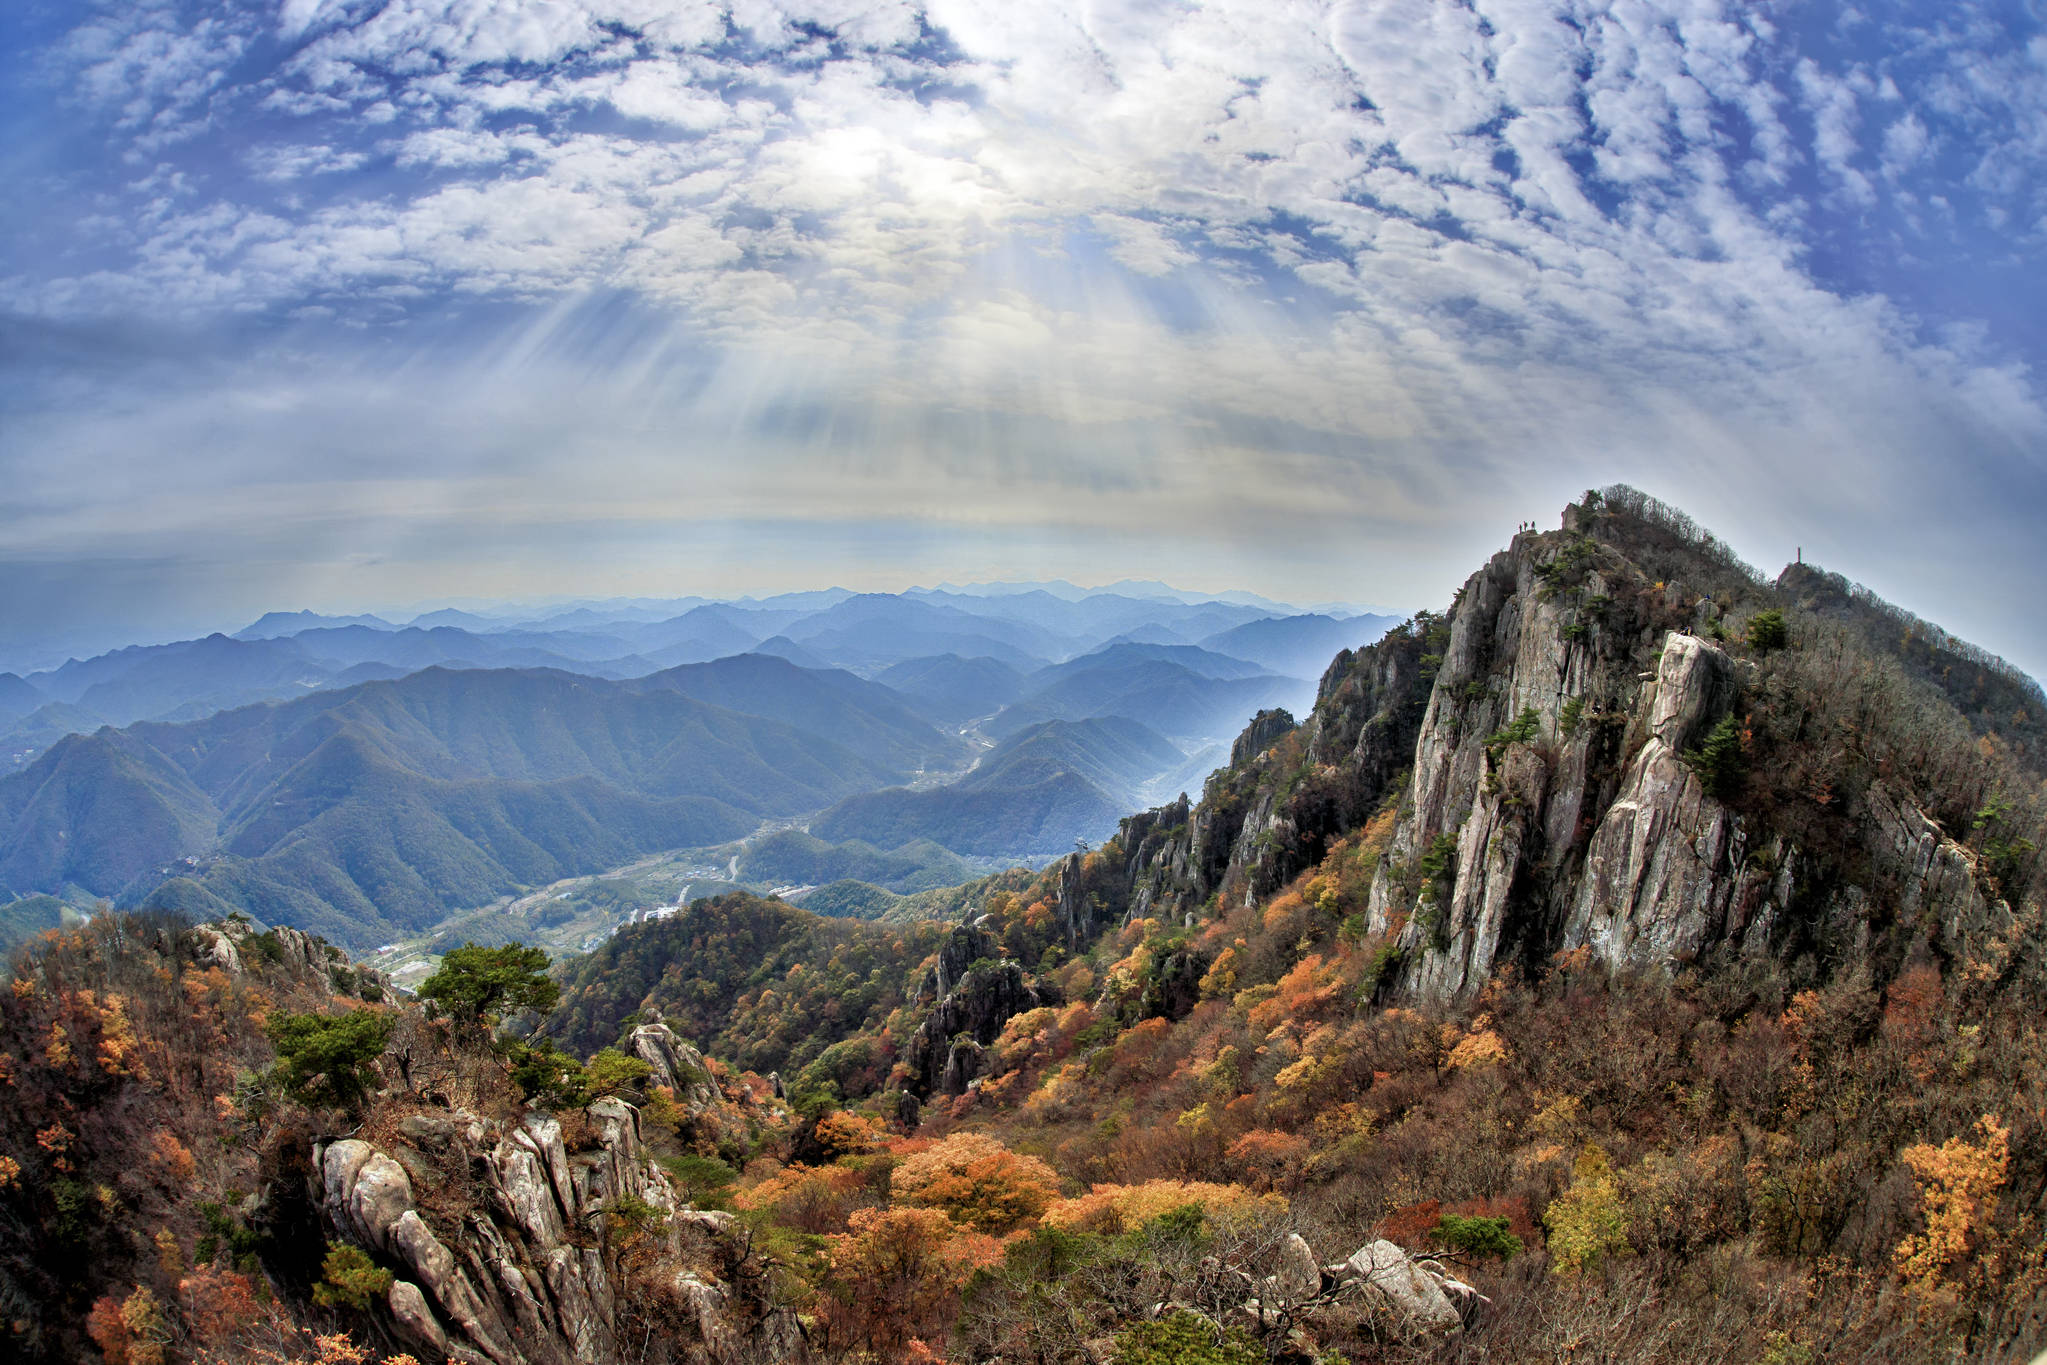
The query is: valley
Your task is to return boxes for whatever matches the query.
[366,818,1022,992]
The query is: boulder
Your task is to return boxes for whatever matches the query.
[321,1140,414,1254]
[1335,1240,1461,1337]
[1273,1232,1320,1299]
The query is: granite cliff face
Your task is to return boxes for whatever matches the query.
[1360,521,2015,1002]
[310,1022,800,1365]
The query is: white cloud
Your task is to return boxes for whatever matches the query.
[4,0,2046,676]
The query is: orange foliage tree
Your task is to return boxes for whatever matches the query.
[891,1131,1061,1233]
[823,1206,1002,1353]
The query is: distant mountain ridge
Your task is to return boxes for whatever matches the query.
[0,663,955,946]
[4,585,1406,769]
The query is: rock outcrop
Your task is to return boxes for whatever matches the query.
[1329,1239,1465,1337]
[1233,1235,1474,1345]
[192,917,390,999]
[627,1019,720,1116]
[904,920,1054,1097]
[312,1098,799,1364]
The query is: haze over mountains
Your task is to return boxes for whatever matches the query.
[0,584,1399,949]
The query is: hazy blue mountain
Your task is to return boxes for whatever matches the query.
[1,703,111,771]
[911,588,1278,652]
[956,717,1183,799]
[406,607,508,631]
[1093,580,1303,612]
[0,664,945,946]
[27,635,335,725]
[748,635,834,670]
[811,771,1122,858]
[740,589,857,612]
[235,610,396,639]
[781,594,1061,672]
[1096,623,1201,647]
[1197,612,1404,680]
[0,674,47,726]
[985,655,1311,745]
[518,599,713,632]
[332,661,414,686]
[808,716,1183,856]
[282,624,645,672]
[873,655,1028,726]
[630,654,967,775]
[633,604,768,656]
[506,604,764,663]
[1027,641,1271,687]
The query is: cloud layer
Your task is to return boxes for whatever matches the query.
[2,0,2043,673]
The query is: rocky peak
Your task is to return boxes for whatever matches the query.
[626,1020,721,1116]
[903,919,1059,1098]
[927,920,999,999]
[1048,490,2027,1010]
[1361,506,2019,1003]
[191,917,390,1001]
[1231,707,1296,768]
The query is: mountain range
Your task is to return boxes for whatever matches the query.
[0,587,1401,948]
[6,492,2046,1365]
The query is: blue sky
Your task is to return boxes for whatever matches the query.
[1,0,2043,677]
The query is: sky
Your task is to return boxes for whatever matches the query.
[1,0,2043,678]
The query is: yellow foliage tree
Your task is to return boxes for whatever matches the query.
[825,1206,1002,1351]
[1544,1145,1629,1275]
[812,1109,887,1158]
[1895,1113,2011,1297]
[1041,1179,1285,1234]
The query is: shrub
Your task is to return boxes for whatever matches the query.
[312,1243,392,1311]
[506,1037,587,1108]
[1433,1213,1522,1260]
[265,1008,393,1112]
[1895,1113,2011,1297]
[1544,1146,1629,1275]
[660,1154,737,1208]
[1684,715,1746,801]
[1746,609,1789,651]
[1042,1181,1282,1234]
[1111,1309,1265,1365]
[581,1046,653,1099]
[1485,707,1542,758]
